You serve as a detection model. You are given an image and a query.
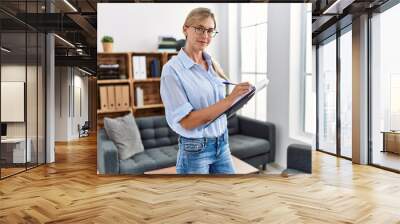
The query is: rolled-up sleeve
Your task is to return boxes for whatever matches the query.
[160,65,194,131]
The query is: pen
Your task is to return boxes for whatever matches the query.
[222,81,253,88]
[222,81,238,85]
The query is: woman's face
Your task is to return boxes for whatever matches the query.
[183,16,215,52]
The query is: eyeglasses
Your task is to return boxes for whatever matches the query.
[187,26,218,37]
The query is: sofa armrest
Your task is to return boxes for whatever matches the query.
[237,115,276,162]
[97,130,119,174]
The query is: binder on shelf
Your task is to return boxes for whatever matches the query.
[107,85,116,111]
[115,85,123,110]
[121,85,130,108]
[132,56,139,79]
[99,86,108,110]
[114,85,130,110]
[132,56,147,79]
[136,86,144,107]
[140,56,147,79]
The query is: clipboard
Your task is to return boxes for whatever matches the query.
[205,79,269,127]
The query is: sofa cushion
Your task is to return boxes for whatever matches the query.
[227,115,239,135]
[119,145,179,173]
[104,113,144,160]
[136,116,179,149]
[229,134,270,159]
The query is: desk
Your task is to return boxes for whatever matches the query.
[1,138,31,163]
[382,131,400,154]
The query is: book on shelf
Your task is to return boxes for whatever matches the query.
[150,58,161,78]
[157,48,177,53]
[132,56,147,79]
[98,64,119,69]
[98,63,123,80]
[158,36,178,52]
[135,86,144,107]
[158,36,176,42]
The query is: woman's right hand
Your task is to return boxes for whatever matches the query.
[226,82,252,103]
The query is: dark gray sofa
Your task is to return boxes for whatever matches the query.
[97,115,275,174]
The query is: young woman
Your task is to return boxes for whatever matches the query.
[160,7,251,174]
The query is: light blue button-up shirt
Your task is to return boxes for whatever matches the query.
[160,48,227,138]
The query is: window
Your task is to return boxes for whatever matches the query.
[390,74,400,130]
[339,28,352,158]
[316,26,352,158]
[317,36,337,155]
[371,2,400,171]
[304,6,315,134]
[0,1,47,179]
[304,72,316,134]
[239,4,268,121]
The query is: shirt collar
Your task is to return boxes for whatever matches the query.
[178,48,212,69]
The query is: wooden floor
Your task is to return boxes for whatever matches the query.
[372,150,400,171]
[1,135,400,223]
[1,167,26,178]
[1,163,45,178]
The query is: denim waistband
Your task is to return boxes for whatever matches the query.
[179,130,227,144]
[204,131,227,143]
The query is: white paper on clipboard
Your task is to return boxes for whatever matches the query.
[204,78,270,127]
[231,79,269,105]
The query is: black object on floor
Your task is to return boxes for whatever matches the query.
[285,144,312,174]
[79,121,90,138]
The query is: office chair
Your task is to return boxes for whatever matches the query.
[78,121,90,138]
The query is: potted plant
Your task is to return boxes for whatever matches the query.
[101,36,114,53]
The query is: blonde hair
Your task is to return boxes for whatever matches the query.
[183,7,216,29]
[211,59,228,81]
[183,7,228,81]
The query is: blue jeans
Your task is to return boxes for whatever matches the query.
[176,130,235,174]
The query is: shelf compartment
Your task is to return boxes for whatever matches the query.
[134,104,164,110]
[97,108,132,114]
[133,78,160,83]
[97,79,130,84]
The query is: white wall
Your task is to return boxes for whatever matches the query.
[227,4,240,84]
[1,65,27,138]
[72,73,89,138]
[97,3,229,75]
[267,4,311,167]
[289,4,314,145]
[55,67,89,141]
[55,67,69,141]
[1,65,38,136]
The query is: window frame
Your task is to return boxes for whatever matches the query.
[238,4,268,121]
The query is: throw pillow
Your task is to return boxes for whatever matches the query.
[104,113,144,160]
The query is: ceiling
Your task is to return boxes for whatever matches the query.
[0,0,98,73]
[0,0,397,72]
[311,0,391,43]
